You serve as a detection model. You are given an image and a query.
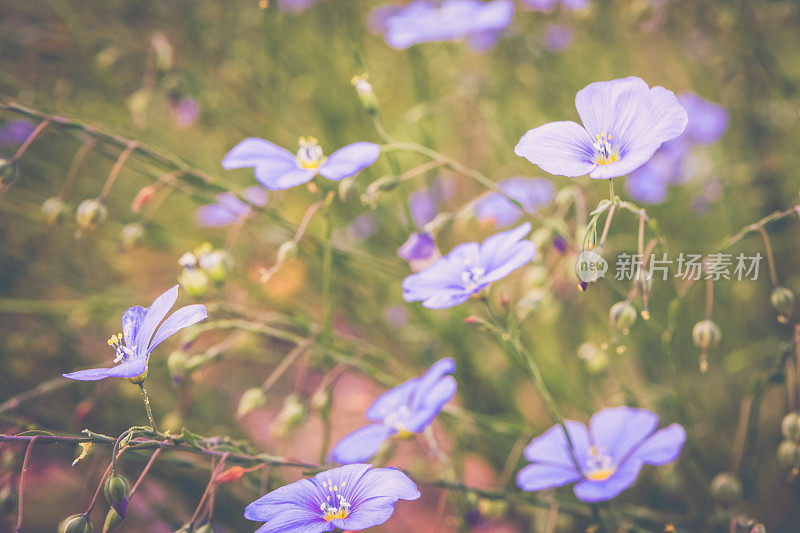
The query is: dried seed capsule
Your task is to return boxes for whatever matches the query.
[692,320,721,351]
[782,412,800,442]
[709,472,742,504]
[609,301,637,332]
[76,198,108,229]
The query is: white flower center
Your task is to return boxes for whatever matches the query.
[592,132,618,166]
[320,479,350,522]
[296,137,325,169]
[461,260,486,291]
[584,445,616,481]
[108,334,136,364]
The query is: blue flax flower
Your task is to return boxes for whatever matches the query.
[222,137,380,190]
[244,463,420,532]
[473,177,554,227]
[329,358,457,464]
[63,285,207,382]
[379,0,515,50]
[517,406,686,503]
[195,186,268,227]
[403,223,536,309]
[626,91,728,204]
[515,76,688,179]
[398,184,451,265]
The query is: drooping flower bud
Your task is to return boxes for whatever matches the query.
[198,250,230,284]
[0,158,18,189]
[782,412,800,442]
[103,475,130,518]
[692,320,721,351]
[777,439,800,469]
[76,199,108,229]
[770,286,795,324]
[236,387,266,418]
[131,185,156,213]
[271,394,306,438]
[193,522,216,533]
[102,508,124,533]
[709,472,742,505]
[609,301,637,333]
[120,223,145,250]
[58,513,93,533]
[41,197,71,226]
[338,176,358,203]
[351,74,379,115]
[277,241,298,263]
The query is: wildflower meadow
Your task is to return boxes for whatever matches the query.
[2,1,800,531]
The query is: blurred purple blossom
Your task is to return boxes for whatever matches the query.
[473,177,554,227]
[0,120,35,146]
[522,0,589,11]
[196,186,268,227]
[515,76,688,180]
[329,358,457,463]
[403,223,535,309]
[626,91,728,204]
[63,285,207,382]
[279,0,319,13]
[543,24,573,52]
[169,96,201,128]
[517,406,685,502]
[375,0,515,50]
[222,137,380,190]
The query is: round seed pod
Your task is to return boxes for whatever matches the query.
[692,320,721,351]
[777,439,800,468]
[771,286,795,323]
[58,514,93,533]
[709,472,742,505]
[41,197,71,225]
[609,301,637,332]
[76,198,108,229]
[782,412,800,442]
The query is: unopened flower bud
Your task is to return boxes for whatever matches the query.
[199,250,229,284]
[782,412,800,442]
[132,185,156,213]
[274,394,305,432]
[215,466,246,484]
[104,475,130,518]
[179,268,209,298]
[167,350,187,384]
[778,439,800,468]
[692,320,721,351]
[236,387,266,418]
[59,513,93,533]
[351,74,378,115]
[121,223,145,250]
[362,176,399,205]
[41,197,70,225]
[338,177,358,203]
[277,240,298,263]
[102,508,124,533]
[770,286,795,324]
[76,199,108,229]
[609,301,637,332]
[709,472,742,504]
[311,387,332,412]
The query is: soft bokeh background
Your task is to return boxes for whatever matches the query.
[1,0,800,531]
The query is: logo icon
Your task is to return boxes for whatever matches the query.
[575,250,608,283]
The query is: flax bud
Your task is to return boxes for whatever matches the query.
[692,320,721,351]
[76,199,108,229]
[709,472,741,505]
[102,508,123,533]
[770,286,795,324]
[236,387,266,418]
[609,301,637,332]
[351,74,378,115]
[41,197,70,225]
[782,412,800,442]
[338,177,358,203]
[104,475,130,518]
[271,394,306,438]
[777,439,800,468]
[121,223,145,250]
[59,514,93,533]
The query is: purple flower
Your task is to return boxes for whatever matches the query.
[522,0,589,11]
[279,0,319,13]
[245,463,420,532]
[169,96,201,128]
[63,285,207,382]
[473,177,554,227]
[679,91,728,145]
[0,120,35,146]
[403,223,535,309]
[379,0,515,50]
[329,359,456,463]
[398,232,438,265]
[514,76,688,180]
[543,24,573,52]
[222,137,380,190]
[517,406,686,503]
[196,186,269,227]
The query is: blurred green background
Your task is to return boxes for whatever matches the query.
[1,0,800,531]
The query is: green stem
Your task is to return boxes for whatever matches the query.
[608,178,616,204]
[139,383,157,433]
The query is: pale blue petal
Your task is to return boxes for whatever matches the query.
[328,424,395,464]
[148,304,207,353]
[195,204,242,227]
[222,138,296,170]
[409,190,438,229]
[243,185,270,206]
[631,424,686,465]
[398,232,437,262]
[63,367,113,381]
[121,306,146,348]
[561,0,589,10]
[625,165,669,205]
[523,420,591,469]
[679,92,728,144]
[404,376,456,432]
[588,407,659,462]
[573,458,643,503]
[516,462,582,491]
[318,142,380,181]
[256,165,316,190]
[514,121,596,177]
[349,467,421,504]
[367,379,420,422]
[479,223,535,281]
[522,0,557,11]
[135,285,178,353]
[334,497,399,530]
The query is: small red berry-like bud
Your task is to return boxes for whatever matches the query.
[464,316,481,324]
[132,185,156,213]
[215,466,246,483]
